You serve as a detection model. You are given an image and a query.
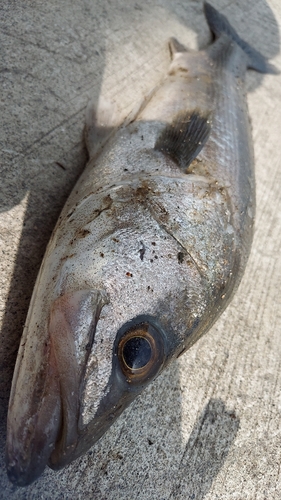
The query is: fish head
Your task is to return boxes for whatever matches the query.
[46,222,185,468]
[6,218,193,485]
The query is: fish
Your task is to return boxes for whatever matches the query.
[6,2,277,486]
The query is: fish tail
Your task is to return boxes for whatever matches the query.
[204,2,278,74]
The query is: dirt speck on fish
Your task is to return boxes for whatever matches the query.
[6,2,277,486]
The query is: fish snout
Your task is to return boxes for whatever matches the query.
[6,289,108,485]
[6,353,61,486]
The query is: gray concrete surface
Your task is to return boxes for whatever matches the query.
[0,0,280,498]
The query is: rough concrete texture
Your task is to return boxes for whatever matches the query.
[0,0,280,498]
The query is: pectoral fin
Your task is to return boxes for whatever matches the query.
[154,110,211,170]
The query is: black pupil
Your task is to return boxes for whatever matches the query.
[122,336,152,370]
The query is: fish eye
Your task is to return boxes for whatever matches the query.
[117,322,164,384]
[122,336,152,370]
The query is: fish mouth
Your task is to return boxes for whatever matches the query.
[6,347,62,486]
[6,289,107,486]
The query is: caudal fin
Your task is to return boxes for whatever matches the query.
[204,2,278,74]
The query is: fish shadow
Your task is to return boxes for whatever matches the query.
[169,397,240,499]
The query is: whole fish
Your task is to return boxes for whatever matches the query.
[6,3,276,486]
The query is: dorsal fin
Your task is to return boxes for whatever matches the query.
[168,37,188,58]
[155,111,211,170]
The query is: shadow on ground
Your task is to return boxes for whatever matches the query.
[169,398,240,499]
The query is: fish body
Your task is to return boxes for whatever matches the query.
[6,3,275,486]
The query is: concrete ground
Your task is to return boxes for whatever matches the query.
[0,0,280,498]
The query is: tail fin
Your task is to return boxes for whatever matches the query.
[204,2,278,74]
